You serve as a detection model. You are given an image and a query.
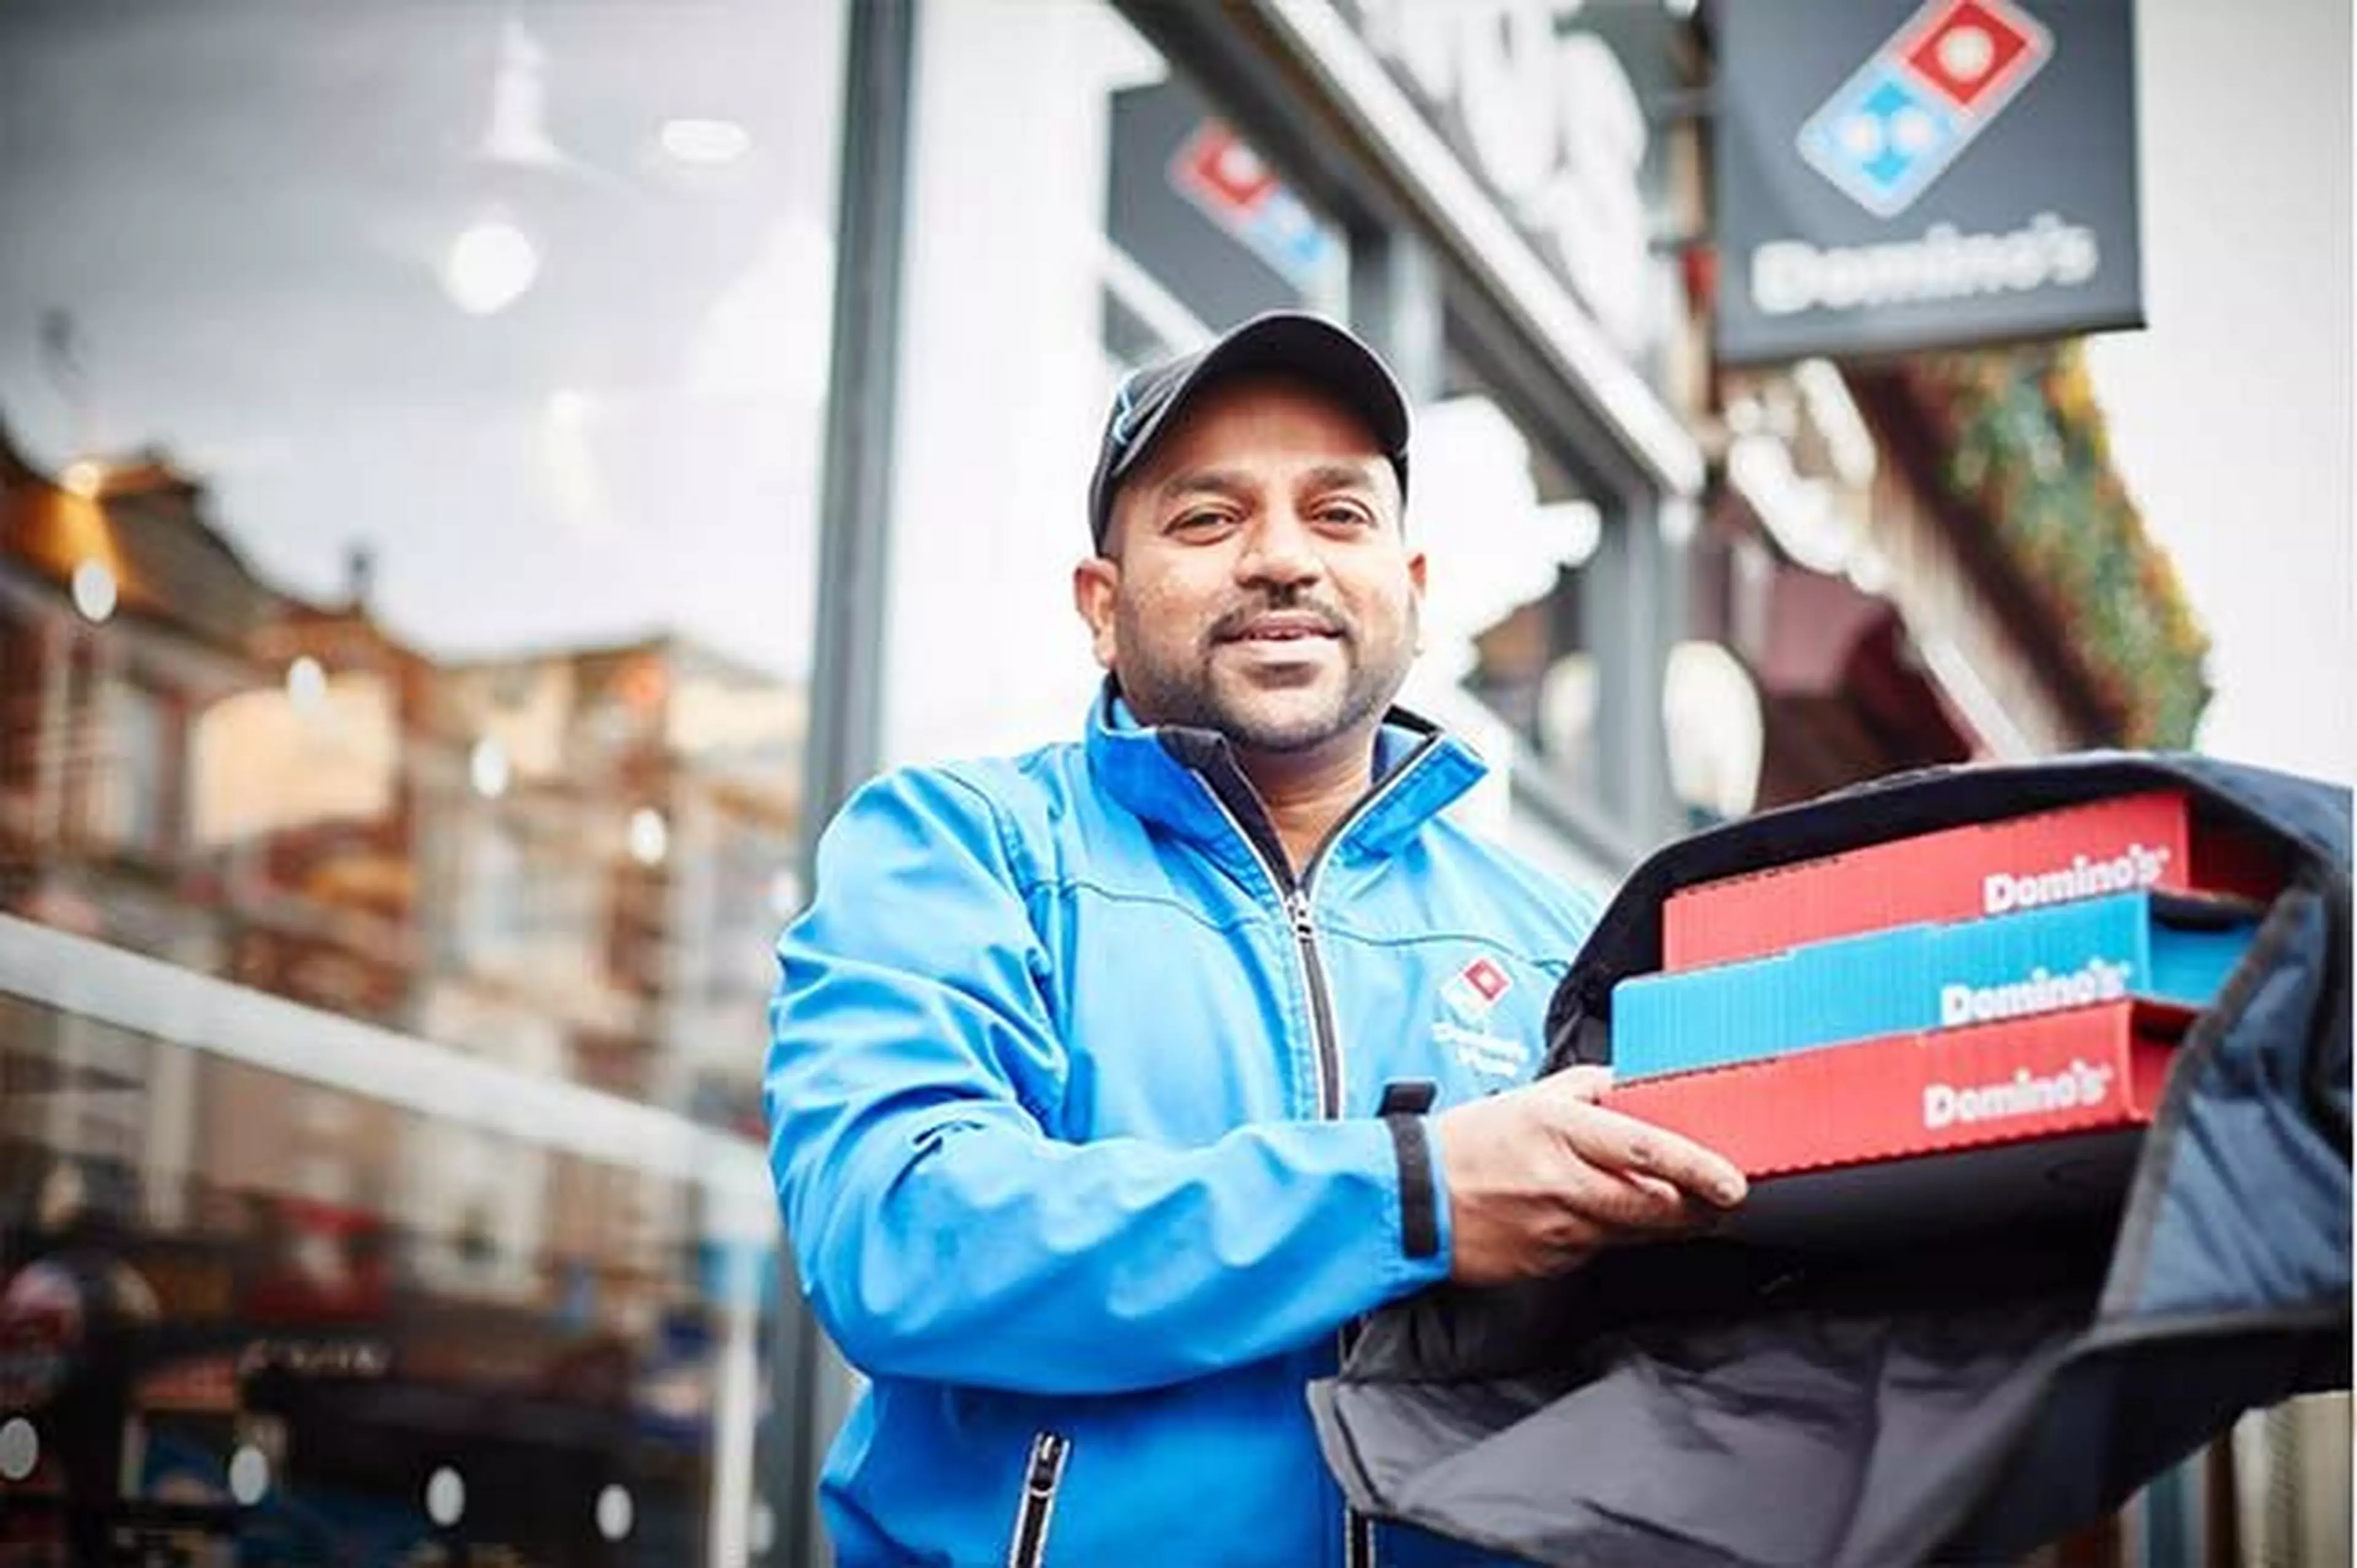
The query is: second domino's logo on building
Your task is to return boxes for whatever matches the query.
[1799,0,2054,218]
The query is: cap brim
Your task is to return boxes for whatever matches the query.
[1106,312,1411,492]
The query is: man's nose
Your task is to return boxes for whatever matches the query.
[1236,509,1323,589]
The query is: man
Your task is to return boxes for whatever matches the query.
[767,312,1746,1567]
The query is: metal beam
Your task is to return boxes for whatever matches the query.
[1349,224,1444,404]
[773,3,921,1565]
[800,0,920,848]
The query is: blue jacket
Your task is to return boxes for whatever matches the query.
[766,693,1600,1567]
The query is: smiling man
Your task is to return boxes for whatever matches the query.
[1073,355,1420,876]
[766,312,1744,1568]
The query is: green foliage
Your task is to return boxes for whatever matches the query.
[1912,344,2211,749]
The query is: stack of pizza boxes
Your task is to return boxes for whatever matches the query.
[1600,791,2283,1242]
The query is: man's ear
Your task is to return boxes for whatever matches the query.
[1406,549,1429,654]
[1072,554,1121,671]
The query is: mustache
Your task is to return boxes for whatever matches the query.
[1206,593,1353,643]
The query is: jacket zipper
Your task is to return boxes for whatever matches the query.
[1194,736,1436,1568]
[1005,1431,1070,1568]
[1284,884,1343,1117]
[1294,844,1382,1568]
[1195,733,1438,1118]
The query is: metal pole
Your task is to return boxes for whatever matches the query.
[766,2,921,1566]
[1584,484,1683,848]
[802,0,919,846]
[1348,225,1444,405]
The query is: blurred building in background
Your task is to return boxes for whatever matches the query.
[0,1,2339,1566]
[0,423,790,1562]
[1697,344,2212,811]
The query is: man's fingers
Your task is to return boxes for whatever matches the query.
[1525,1168,1728,1259]
[1562,1167,1717,1236]
[1556,1098,1748,1208]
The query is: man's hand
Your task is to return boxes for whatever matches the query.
[1431,1066,1748,1286]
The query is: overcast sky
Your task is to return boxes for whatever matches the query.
[2082,0,2353,784]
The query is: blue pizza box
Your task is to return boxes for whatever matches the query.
[1612,890,2256,1081]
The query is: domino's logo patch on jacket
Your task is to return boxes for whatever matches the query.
[1442,957,1512,1020]
[1436,957,1530,1080]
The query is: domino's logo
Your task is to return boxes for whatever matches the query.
[1441,956,1513,1022]
[1799,0,2054,218]
[1169,120,1337,292]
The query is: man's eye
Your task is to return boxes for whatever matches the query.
[1316,503,1373,528]
[1170,510,1233,533]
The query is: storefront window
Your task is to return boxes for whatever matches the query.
[1,0,840,1558]
[883,1,1364,764]
[1426,346,1609,805]
[1,989,774,1566]
[1101,64,1350,371]
[86,677,174,857]
[884,0,1636,889]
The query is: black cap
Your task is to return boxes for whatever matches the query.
[1086,311,1411,552]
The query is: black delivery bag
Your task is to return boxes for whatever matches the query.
[1310,753,2350,1567]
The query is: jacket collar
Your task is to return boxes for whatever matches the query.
[1083,678,1489,874]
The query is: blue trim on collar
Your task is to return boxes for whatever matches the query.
[1084,686,1488,863]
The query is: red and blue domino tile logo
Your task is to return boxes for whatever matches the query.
[1169,120,1337,290]
[1798,0,2054,219]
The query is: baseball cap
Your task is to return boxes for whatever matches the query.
[1086,311,1411,552]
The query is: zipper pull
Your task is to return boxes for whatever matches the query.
[1286,887,1315,938]
[1026,1432,1069,1496]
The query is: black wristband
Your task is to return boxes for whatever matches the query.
[1383,1111,1441,1261]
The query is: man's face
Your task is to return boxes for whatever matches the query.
[1073,373,1425,756]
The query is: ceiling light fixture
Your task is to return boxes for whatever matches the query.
[659,117,752,166]
[443,220,541,317]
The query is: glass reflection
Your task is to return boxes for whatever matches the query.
[0,991,778,1565]
[1,0,837,1559]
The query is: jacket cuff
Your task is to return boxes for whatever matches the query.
[1382,1110,1443,1263]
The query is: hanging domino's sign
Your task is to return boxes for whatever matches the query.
[1713,0,2143,363]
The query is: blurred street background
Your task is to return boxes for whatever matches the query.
[0,0,2345,1563]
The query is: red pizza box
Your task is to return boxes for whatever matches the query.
[1600,1001,2186,1247]
[1663,790,2281,972]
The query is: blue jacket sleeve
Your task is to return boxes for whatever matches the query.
[764,767,1452,1396]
